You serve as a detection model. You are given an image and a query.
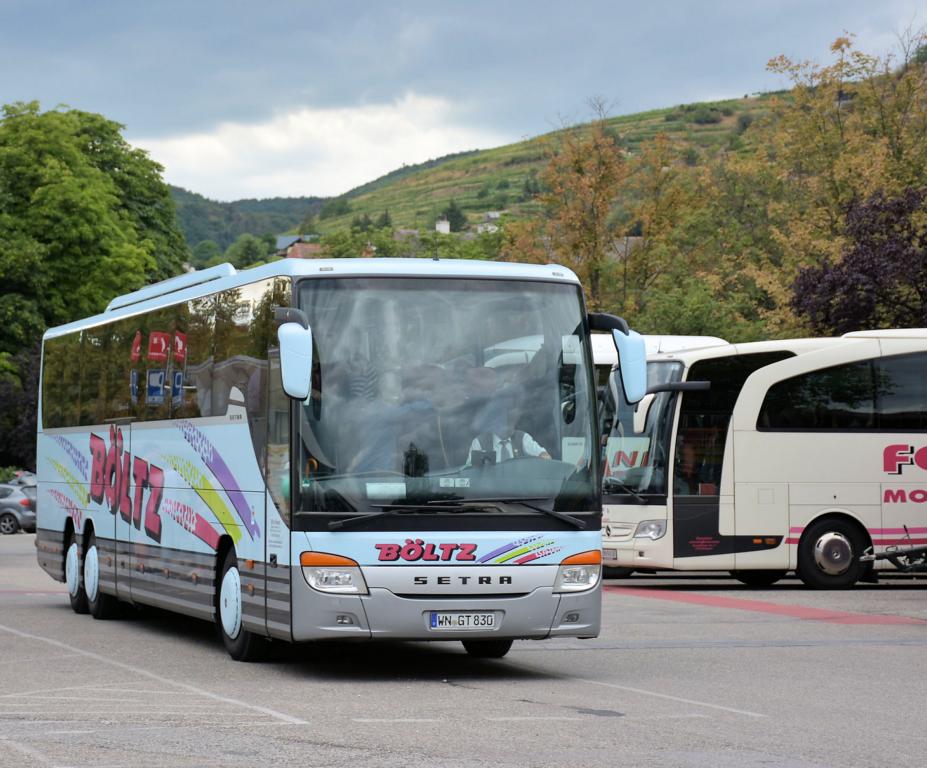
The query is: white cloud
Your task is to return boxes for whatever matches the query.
[132,94,511,201]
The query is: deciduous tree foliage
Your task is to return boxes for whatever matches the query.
[504,33,927,339]
[0,101,189,467]
[793,188,927,334]
[503,115,627,309]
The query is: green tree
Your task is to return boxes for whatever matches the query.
[441,199,468,232]
[375,209,392,228]
[222,233,270,268]
[319,197,351,219]
[0,102,162,328]
[191,239,221,267]
[351,213,373,233]
[320,228,399,259]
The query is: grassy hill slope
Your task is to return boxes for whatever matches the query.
[168,94,776,246]
[318,94,775,233]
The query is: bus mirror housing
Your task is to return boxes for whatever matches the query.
[611,328,647,404]
[588,312,647,404]
[275,307,313,400]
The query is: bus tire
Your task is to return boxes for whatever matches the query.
[85,530,119,619]
[462,639,513,659]
[217,548,265,662]
[66,530,88,614]
[730,569,787,588]
[797,517,866,589]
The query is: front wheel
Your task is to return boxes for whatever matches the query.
[798,518,866,589]
[462,639,513,659]
[65,530,88,614]
[730,569,787,588]
[85,531,119,619]
[217,549,265,661]
[0,513,19,535]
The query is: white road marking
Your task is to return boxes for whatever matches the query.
[353,718,443,723]
[508,662,766,719]
[0,623,308,725]
[488,716,583,721]
[580,678,766,718]
[0,683,139,699]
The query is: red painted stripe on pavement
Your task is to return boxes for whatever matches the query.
[605,586,926,625]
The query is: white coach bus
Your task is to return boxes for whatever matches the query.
[599,330,927,588]
[35,258,647,660]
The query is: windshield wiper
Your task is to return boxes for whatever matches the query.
[602,477,646,503]
[328,505,444,531]
[427,496,586,529]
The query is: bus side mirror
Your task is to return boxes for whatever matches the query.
[612,328,647,404]
[276,308,313,400]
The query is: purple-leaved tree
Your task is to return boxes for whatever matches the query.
[792,188,927,335]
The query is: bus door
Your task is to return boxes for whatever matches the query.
[672,353,792,570]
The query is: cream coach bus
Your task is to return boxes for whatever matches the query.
[35,258,648,660]
[599,330,927,588]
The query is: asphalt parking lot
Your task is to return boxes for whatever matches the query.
[0,533,925,768]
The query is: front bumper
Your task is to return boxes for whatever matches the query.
[17,511,36,532]
[290,567,601,642]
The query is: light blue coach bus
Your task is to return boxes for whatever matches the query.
[35,258,645,660]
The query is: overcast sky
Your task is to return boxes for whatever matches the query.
[1,0,922,200]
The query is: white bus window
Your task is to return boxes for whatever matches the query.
[878,354,927,430]
[759,353,927,431]
[675,352,792,496]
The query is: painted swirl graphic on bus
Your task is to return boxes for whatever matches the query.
[176,420,260,539]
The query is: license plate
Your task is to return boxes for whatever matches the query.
[429,611,495,631]
[603,548,618,560]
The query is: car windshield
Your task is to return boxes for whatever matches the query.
[295,277,599,527]
[600,361,683,500]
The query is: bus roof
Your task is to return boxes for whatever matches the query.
[591,334,728,365]
[645,329,927,367]
[44,258,581,340]
[843,328,927,339]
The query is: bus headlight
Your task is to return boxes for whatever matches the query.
[634,519,667,540]
[299,552,369,595]
[554,550,601,593]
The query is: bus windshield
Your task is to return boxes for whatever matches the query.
[601,361,683,501]
[295,277,599,526]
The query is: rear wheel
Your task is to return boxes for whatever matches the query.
[0,513,19,535]
[217,548,265,661]
[730,569,787,588]
[798,518,866,589]
[462,639,513,659]
[65,530,88,614]
[85,531,119,619]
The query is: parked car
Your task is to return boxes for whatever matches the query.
[9,470,36,486]
[0,483,36,534]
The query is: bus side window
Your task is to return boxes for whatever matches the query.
[175,295,216,419]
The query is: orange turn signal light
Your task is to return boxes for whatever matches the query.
[299,551,359,567]
[560,550,602,566]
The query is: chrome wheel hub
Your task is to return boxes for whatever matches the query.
[66,542,80,597]
[813,532,853,576]
[220,566,242,640]
[84,544,100,602]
